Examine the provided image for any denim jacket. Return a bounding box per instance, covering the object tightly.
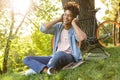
[40,22,82,62]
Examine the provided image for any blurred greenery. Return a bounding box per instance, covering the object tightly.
[101,0,120,22]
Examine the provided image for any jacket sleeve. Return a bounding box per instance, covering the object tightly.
[40,23,60,35]
[74,32,80,42]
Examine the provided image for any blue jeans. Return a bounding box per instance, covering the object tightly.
[23,51,75,73]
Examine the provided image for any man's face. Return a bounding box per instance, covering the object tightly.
[63,10,74,25]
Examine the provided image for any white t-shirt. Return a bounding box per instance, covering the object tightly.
[57,29,71,54]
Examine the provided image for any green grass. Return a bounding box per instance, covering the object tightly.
[0,47,120,80]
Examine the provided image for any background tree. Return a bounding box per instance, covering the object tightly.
[0,0,32,73]
[0,0,62,74]
[101,0,120,22]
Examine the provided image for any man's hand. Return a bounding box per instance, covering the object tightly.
[71,17,79,26]
[71,16,87,42]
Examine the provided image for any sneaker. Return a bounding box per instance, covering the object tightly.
[22,69,37,76]
[47,67,56,75]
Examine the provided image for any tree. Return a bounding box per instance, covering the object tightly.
[0,0,61,74]
[0,0,31,74]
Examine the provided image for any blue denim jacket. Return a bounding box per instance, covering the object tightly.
[40,22,82,62]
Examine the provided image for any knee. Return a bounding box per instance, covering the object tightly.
[53,52,65,61]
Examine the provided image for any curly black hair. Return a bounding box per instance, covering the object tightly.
[63,1,80,18]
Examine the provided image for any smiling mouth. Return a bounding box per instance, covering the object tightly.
[63,20,69,23]
[63,21,68,24]
[63,21,71,25]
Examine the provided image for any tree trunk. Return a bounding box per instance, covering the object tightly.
[2,1,30,73]
[2,5,14,73]
[113,2,120,46]
[61,0,96,37]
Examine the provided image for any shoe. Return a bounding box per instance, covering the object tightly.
[47,67,56,75]
[21,69,37,76]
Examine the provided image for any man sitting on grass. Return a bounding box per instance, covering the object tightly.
[23,1,86,75]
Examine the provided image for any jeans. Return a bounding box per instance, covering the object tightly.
[23,51,75,73]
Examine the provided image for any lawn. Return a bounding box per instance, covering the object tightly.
[0,46,120,80]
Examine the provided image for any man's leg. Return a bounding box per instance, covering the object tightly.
[23,56,52,73]
[47,51,75,71]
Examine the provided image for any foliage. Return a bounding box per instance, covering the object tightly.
[0,0,62,72]
[101,0,120,21]
[30,0,62,56]
[31,31,53,56]
[8,36,34,72]
[0,10,10,71]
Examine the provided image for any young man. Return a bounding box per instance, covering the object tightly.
[23,1,86,75]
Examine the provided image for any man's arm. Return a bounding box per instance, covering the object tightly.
[43,15,63,30]
[72,18,87,42]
